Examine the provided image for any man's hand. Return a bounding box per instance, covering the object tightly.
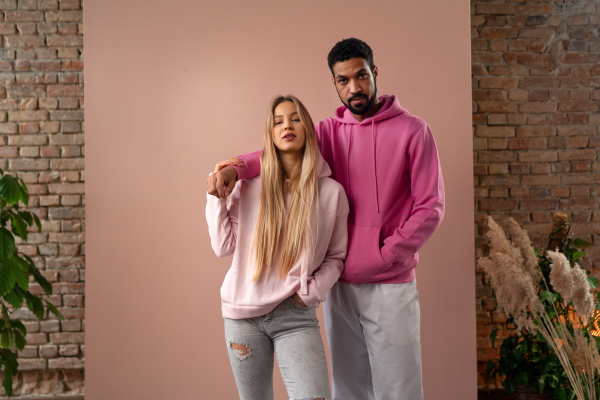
[214,157,243,173]
[206,166,238,198]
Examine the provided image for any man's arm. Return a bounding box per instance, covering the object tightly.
[207,122,329,198]
[380,125,445,266]
[206,150,262,199]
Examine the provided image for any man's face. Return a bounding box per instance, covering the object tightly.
[331,57,378,117]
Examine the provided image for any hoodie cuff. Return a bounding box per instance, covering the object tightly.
[381,245,398,266]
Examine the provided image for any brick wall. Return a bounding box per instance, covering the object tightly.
[0,0,84,395]
[472,0,600,388]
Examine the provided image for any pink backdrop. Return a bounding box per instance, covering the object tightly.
[85,1,475,398]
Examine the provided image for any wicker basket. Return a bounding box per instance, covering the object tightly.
[512,384,553,400]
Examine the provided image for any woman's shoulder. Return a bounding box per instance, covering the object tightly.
[317,177,349,212]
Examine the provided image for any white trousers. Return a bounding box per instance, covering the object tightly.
[323,281,424,400]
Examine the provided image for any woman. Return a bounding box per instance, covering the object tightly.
[206,95,349,400]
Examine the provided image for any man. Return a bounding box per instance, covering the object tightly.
[207,38,445,400]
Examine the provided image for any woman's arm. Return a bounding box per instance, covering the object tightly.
[205,181,240,258]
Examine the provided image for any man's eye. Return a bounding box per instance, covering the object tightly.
[338,79,346,84]
[359,74,367,78]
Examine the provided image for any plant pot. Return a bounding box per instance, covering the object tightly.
[512,384,553,400]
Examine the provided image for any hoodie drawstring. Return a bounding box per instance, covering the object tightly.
[372,120,380,213]
[347,126,353,198]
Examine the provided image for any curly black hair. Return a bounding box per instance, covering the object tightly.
[327,38,374,75]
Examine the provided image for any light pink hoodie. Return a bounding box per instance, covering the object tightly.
[234,95,445,284]
[206,155,349,319]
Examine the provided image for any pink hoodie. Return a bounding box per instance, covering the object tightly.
[206,155,349,319]
[234,95,445,284]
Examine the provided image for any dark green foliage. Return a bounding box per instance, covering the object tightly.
[0,169,63,397]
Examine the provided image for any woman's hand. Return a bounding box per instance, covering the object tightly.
[292,292,308,308]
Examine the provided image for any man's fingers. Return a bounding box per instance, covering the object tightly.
[214,157,244,173]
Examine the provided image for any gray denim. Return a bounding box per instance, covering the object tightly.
[224,297,330,400]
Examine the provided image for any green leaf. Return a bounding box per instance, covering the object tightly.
[533,376,545,394]
[0,329,9,349]
[547,374,559,389]
[24,292,44,319]
[13,328,25,350]
[18,179,29,206]
[32,213,41,230]
[18,211,33,226]
[43,298,63,320]
[536,331,547,342]
[0,175,23,205]
[516,371,529,385]
[555,387,567,400]
[9,320,26,336]
[0,227,15,261]
[588,276,599,289]
[2,287,23,308]
[9,211,28,240]
[12,255,29,291]
[490,326,499,348]
[505,378,517,393]
[0,260,17,297]
[573,238,593,248]
[572,251,584,260]
[0,348,18,396]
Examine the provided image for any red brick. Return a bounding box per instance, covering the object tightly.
[548,114,569,125]
[46,35,83,47]
[472,52,503,64]
[516,4,555,15]
[520,199,559,210]
[47,84,83,97]
[519,77,560,89]
[516,126,555,137]
[571,161,592,173]
[518,102,557,113]
[558,149,596,161]
[478,27,518,39]
[568,114,588,124]
[521,175,561,186]
[5,11,44,22]
[475,126,515,138]
[562,78,600,88]
[477,3,516,15]
[557,125,597,137]
[528,138,547,149]
[61,60,83,71]
[568,27,597,40]
[479,199,518,211]
[518,28,554,39]
[478,151,518,163]
[49,357,84,369]
[479,101,516,113]
[558,101,598,113]
[518,151,557,162]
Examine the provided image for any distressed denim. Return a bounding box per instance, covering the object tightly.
[224,296,330,400]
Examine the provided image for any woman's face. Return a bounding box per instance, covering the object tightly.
[272,101,306,155]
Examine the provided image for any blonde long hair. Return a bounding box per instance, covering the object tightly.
[251,95,319,281]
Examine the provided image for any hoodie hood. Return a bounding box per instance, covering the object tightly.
[316,151,332,179]
[335,94,408,125]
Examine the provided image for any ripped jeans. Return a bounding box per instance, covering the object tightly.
[224,296,330,400]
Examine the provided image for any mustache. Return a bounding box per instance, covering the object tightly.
[348,93,367,102]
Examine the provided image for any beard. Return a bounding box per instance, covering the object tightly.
[339,83,378,115]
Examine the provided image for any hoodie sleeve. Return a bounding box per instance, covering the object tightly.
[380,125,445,266]
[232,150,262,181]
[298,189,349,307]
[205,179,241,258]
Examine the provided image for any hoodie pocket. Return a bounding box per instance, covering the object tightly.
[342,224,397,283]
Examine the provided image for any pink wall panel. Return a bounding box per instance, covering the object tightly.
[85,1,475,398]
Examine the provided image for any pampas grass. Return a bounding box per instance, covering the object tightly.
[479,216,598,400]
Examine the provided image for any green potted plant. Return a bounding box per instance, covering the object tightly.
[0,168,63,397]
[481,214,600,400]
